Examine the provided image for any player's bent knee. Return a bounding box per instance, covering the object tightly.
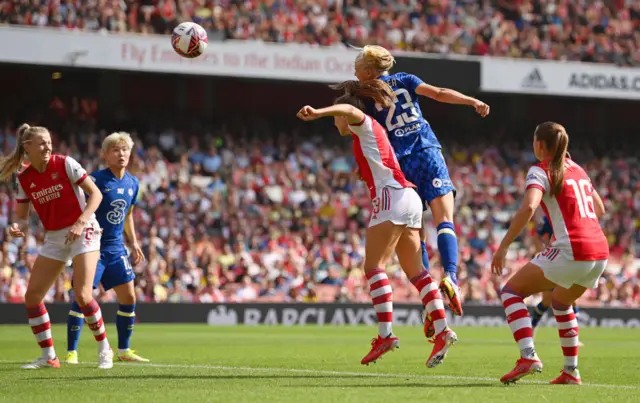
[429,192,455,224]
[115,285,136,305]
[24,288,45,306]
[74,286,94,306]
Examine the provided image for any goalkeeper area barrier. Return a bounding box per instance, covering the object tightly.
[0,303,638,328]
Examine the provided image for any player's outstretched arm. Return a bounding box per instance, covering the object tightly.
[415,83,490,117]
[296,104,364,125]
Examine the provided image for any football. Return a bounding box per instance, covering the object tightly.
[171,22,208,59]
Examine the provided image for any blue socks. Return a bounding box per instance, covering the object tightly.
[67,300,84,352]
[68,302,138,353]
[420,241,430,272]
[437,222,458,285]
[116,304,136,351]
[531,302,550,328]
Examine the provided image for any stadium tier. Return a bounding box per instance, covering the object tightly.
[0,70,638,307]
[0,17,638,309]
[1,0,640,65]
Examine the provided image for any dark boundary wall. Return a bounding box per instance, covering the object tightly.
[0,303,638,328]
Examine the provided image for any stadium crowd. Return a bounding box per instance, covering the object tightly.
[1,0,640,66]
[1,110,639,307]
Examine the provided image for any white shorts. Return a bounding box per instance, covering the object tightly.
[40,220,102,263]
[531,247,608,289]
[369,186,423,229]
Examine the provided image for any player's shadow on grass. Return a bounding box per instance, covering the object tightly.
[25,375,495,387]
[284,382,495,388]
[26,374,377,381]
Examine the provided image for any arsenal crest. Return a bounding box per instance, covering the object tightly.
[51,172,59,180]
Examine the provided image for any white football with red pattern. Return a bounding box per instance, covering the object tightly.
[171,22,208,59]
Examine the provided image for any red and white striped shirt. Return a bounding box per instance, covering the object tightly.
[525,159,609,261]
[16,154,93,231]
[349,115,415,200]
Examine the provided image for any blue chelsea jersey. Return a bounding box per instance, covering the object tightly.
[536,215,553,238]
[364,72,442,158]
[90,168,139,249]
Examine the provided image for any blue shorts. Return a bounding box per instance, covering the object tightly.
[94,249,135,291]
[72,248,135,291]
[399,147,455,209]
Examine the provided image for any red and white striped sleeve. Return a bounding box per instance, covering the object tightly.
[525,165,549,193]
[64,156,88,185]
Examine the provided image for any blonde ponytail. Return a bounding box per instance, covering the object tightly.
[0,124,50,182]
[0,124,31,182]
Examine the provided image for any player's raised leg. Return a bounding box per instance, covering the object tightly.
[361,221,404,365]
[429,191,462,315]
[113,280,149,362]
[22,256,65,369]
[396,227,457,368]
[418,148,462,316]
[73,249,113,369]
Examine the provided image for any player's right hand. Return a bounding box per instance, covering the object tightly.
[296,106,320,121]
[131,242,146,265]
[65,220,85,244]
[473,100,490,117]
[9,223,25,238]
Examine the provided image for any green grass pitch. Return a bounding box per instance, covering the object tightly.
[0,325,638,402]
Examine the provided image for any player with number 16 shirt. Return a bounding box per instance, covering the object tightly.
[65,132,148,364]
[491,122,608,386]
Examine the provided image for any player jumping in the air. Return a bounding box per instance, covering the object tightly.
[297,80,457,368]
[348,45,490,337]
[65,132,148,364]
[492,122,608,385]
[530,216,582,343]
[1,124,113,369]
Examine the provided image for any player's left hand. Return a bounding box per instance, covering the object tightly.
[473,100,490,117]
[131,242,146,265]
[296,106,320,121]
[491,247,507,276]
[65,220,85,244]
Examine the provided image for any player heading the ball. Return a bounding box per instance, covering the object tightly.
[297,79,458,369]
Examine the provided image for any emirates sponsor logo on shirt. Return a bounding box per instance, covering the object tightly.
[31,184,64,204]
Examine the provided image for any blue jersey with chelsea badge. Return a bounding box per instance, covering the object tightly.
[88,168,139,290]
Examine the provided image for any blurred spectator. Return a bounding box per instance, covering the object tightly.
[0,107,638,307]
[2,0,640,66]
